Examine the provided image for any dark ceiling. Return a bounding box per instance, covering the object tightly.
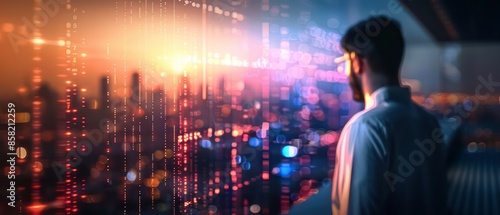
[399,0,500,42]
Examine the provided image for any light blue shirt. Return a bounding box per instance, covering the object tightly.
[331,86,447,215]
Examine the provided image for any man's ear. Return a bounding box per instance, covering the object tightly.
[350,52,362,75]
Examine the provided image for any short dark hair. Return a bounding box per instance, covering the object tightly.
[341,16,405,76]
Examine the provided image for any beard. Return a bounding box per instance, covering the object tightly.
[349,73,364,102]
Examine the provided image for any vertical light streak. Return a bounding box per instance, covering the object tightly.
[30,1,43,214]
[201,0,207,100]
[172,0,178,214]
[70,8,78,212]
[56,40,67,215]
[144,0,156,209]
[106,44,111,185]
[80,36,87,215]
[132,1,143,212]
[122,0,128,214]
[63,13,69,215]
[63,5,73,210]
[262,1,270,213]
[64,82,70,215]
[151,153,154,209]
[113,64,118,189]
[276,2,291,212]
[63,0,79,214]
[159,2,171,213]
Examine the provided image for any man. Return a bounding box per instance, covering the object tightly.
[331,16,447,215]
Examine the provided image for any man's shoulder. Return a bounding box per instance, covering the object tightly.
[345,108,386,129]
[357,102,437,124]
[348,104,396,123]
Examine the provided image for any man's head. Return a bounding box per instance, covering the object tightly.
[340,16,405,102]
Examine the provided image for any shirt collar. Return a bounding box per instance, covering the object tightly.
[364,86,412,110]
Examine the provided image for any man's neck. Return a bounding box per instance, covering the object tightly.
[363,76,401,104]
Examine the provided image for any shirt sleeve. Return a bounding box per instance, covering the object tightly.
[346,119,390,215]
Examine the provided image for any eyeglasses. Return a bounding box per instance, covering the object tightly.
[334,52,352,76]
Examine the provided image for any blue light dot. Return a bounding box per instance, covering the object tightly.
[249,137,261,147]
[242,162,251,170]
[307,132,320,142]
[201,140,212,148]
[126,171,137,182]
[282,145,298,158]
[235,155,242,164]
[463,100,474,111]
[279,163,292,177]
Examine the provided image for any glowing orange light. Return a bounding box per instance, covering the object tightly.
[232,130,239,137]
[171,56,185,73]
[33,161,43,173]
[215,130,224,136]
[144,178,160,188]
[262,172,270,180]
[32,38,45,44]
[27,203,47,213]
